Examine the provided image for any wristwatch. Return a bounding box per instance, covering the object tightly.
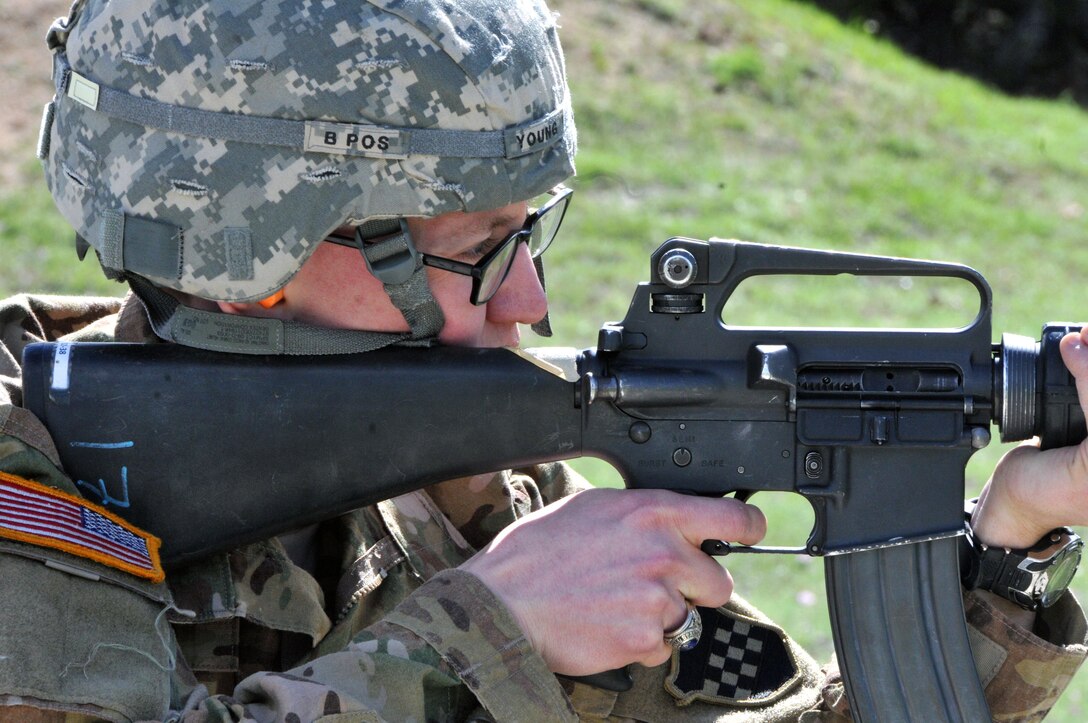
[960,499,1084,611]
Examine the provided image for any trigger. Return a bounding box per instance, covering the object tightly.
[734,490,753,503]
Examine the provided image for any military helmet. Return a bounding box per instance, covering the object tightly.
[41,0,576,303]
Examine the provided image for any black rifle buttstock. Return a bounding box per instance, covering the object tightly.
[20,342,585,565]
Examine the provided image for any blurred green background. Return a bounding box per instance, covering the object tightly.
[2,0,1085,717]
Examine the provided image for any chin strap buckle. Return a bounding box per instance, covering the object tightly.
[357,218,444,340]
[358,219,418,285]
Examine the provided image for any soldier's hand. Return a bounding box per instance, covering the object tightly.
[973,326,1088,548]
[461,487,765,676]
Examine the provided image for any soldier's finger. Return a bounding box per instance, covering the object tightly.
[668,494,767,548]
[1060,327,1088,423]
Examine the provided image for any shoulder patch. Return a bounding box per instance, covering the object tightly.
[0,472,164,582]
[665,605,802,707]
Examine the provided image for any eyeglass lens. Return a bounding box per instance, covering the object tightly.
[529,200,565,257]
[478,235,521,302]
[476,191,569,303]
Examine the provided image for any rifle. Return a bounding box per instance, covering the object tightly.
[21,238,1086,721]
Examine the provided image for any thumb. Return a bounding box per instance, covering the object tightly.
[1059,326,1088,423]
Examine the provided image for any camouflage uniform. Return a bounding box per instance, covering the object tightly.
[0,293,1085,722]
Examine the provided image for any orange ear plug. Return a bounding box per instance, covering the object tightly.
[258,290,285,308]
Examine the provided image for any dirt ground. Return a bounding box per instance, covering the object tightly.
[0,0,72,185]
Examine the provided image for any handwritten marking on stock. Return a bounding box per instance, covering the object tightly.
[70,441,134,508]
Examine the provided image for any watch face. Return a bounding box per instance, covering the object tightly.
[1040,545,1083,607]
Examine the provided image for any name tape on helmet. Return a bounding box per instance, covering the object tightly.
[505,110,565,159]
[304,122,407,159]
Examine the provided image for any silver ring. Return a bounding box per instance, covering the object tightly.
[663,604,702,651]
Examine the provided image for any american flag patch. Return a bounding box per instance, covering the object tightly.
[0,471,163,582]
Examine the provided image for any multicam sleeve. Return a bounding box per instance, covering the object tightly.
[223,569,575,722]
[0,406,70,489]
[803,590,1088,723]
[525,460,593,505]
[382,570,576,721]
[963,589,1088,721]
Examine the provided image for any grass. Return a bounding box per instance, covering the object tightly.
[3,0,1087,716]
[0,160,128,297]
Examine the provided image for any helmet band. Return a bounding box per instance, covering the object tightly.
[54,53,571,163]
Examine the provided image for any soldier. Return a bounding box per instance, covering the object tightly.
[0,0,1086,720]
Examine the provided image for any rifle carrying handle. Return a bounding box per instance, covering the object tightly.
[826,537,990,722]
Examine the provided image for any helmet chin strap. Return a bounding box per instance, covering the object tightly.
[125,217,446,355]
[128,273,431,355]
[355,219,445,342]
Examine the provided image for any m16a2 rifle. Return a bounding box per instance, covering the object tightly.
[21,238,1086,722]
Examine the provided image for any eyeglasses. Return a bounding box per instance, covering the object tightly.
[326,186,572,305]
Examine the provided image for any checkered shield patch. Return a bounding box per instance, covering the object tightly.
[666,606,801,706]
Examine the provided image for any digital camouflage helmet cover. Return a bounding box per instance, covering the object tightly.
[41,0,577,306]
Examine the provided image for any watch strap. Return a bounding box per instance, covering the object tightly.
[971,542,1036,609]
[959,499,1081,610]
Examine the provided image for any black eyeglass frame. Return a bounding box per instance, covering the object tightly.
[326,186,572,306]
